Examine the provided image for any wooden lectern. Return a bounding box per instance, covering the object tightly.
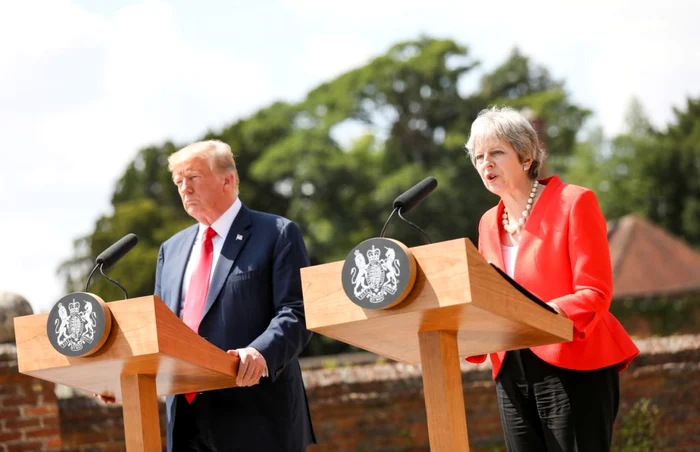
[14,295,238,451]
[300,238,573,451]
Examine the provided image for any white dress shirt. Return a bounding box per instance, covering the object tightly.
[180,197,242,304]
[501,244,519,278]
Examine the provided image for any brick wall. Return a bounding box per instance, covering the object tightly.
[0,345,61,451]
[58,396,167,451]
[1,336,698,451]
[304,336,700,451]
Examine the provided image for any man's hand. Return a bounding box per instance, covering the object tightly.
[94,392,116,404]
[228,347,267,387]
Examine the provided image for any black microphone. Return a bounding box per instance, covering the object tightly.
[96,233,139,271]
[85,233,139,298]
[381,177,437,243]
[392,176,438,214]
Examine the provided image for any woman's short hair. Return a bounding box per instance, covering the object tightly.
[168,140,239,189]
[464,106,547,179]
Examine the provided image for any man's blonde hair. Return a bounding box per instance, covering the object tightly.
[168,140,239,190]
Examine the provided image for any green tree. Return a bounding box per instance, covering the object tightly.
[478,48,591,165]
[567,97,700,247]
[659,98,700,244]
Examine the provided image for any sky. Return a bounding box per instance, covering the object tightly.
[1,0,698,314]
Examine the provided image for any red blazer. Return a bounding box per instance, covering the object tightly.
[467,176,639,380]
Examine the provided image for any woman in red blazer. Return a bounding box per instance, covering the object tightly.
[464,106,638,452]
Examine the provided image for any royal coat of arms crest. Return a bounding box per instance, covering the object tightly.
[350,244,402,304]
[54,299,97,352]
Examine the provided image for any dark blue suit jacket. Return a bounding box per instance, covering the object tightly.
[155,204,315,451]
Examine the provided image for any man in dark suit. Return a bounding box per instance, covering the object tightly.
[156,139,315,451]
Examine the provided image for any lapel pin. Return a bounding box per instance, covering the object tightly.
[236,234,243,241]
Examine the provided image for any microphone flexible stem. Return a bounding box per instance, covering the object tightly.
[397,208,432,244]
[99,264,129,299]
[85,264,100,292]
[380,207,399,238]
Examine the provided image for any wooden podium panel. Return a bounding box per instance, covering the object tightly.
[301,238,573,451]
[14,296,238,401]
[301,238,572,364]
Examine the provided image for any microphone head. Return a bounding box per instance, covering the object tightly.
[95,233,139,270]
[392,176,438,214]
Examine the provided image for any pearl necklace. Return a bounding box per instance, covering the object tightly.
[502,180,540,235]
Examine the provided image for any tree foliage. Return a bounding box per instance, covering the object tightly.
[567,97,700,247]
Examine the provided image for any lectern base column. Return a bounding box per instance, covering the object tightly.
[121,374,163,451]
[418,330,470,452]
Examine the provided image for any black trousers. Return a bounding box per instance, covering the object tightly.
[496,349,619,452]
[171,394,307,452]
[172,394,218,452]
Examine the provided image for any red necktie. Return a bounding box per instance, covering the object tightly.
[182,227,217,403]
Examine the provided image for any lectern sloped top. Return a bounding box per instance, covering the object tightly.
[14,296,238,401]
[301,238,573,364]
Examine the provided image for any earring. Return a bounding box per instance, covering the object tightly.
[523,165,529,171]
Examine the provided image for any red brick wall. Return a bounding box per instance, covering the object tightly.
[0,346,61,451]
[0,345,167,451]
[618,347,700,450]
[305,346,700,451]
[305,371,507,451]
[1,338,698,451]
[58,396,167,451]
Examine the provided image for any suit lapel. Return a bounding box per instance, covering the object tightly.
[201,205,253,321]
[168,225,198,315]
[487,202,506,270]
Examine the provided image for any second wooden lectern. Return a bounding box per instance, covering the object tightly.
[14,296,239,451]
[300,238,573,451]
